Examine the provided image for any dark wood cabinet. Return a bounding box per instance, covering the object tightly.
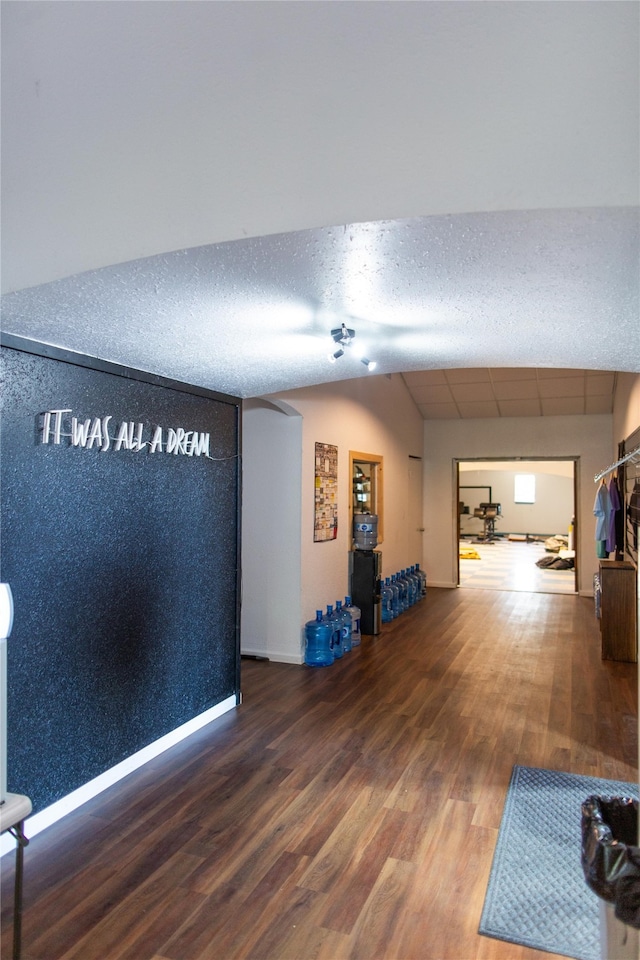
[599,560,637,662]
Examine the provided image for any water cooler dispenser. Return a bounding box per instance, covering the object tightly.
[350,514,381,635]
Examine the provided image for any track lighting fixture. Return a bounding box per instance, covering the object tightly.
[326,323,376,371]
[331,323,355,348]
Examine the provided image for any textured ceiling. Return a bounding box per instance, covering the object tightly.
[1,2,638,407]
[1,208,638,402]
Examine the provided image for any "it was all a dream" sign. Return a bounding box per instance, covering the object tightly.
[40,408,212,459]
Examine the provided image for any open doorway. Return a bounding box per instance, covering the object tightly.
[455,458,578,594]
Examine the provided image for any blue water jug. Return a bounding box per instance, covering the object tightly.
[344,596,361,646]
[389,576,400,618]
[304,610,334,667]
[396,571,408,612]
[406,567,419,606]
[381,578,394,623]
[415,563,427,598]
[325,604,343,658]
[335,599,352,652]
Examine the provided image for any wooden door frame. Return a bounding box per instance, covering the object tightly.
[454,457,579,593]
[349,450,384,544]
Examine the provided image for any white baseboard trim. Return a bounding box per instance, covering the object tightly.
[241,646,304,665]
[1,695,237,857]
[270,653,304,664]
[428,581,458,589]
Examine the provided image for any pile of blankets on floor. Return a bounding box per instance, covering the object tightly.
[536,534,574,569]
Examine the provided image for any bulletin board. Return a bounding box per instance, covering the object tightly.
[0,336,241,814]
[314,442,338,541]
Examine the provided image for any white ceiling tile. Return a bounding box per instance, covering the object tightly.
[585,373,615,396]
[402,365,617,420]
[408,384,455,403]
[541,397,585,415]
[497,399,542,417]
[456,401,501,418]
[490,368,537,381]
[536,368,585,379]
[417,403,460,420]
[537,377,585,398]
[585,395,613,414]
[492,380,540,400]
[450,382,495,403]
[445,369,492,384]
[402,370,448,387]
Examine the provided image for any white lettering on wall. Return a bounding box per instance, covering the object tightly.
[39,410,211,461]
[190,432,210,457]
[149,426,163,454]
[71,418,91,447]
[41,409,72,445]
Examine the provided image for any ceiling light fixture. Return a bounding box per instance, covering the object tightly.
[327,323,376,371]
[330,323,355,347]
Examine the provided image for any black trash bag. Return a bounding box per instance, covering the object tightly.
[581,795,640,929]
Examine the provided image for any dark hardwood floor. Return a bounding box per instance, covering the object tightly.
[2,587,637,959]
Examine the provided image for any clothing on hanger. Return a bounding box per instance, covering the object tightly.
[606,473,621,554]
[593,479,611,558]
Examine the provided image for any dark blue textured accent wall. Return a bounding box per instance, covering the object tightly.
[0,343,241,814]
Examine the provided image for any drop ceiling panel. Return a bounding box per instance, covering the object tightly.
[403,367,618,419]
[450,382,495,403]
[537,368,585,379]
[402,370,448,386]
[417,402,460,419]
[586,373,615,396]
[444,369,492,384]
[490,368,538,381]
[541,397,585,416]
[497,399,542,417]
[585,395,614,414]
[537,377,586,399]
[456,400,501,419]
[492,380,540,400]
[408,383,455,404]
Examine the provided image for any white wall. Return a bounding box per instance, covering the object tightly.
[613,373,640,447]
[241,400,302,663]
[459,466,574,538]
[4,2,637,292]
[423,415,613,594]
[266,374,424,657]
[242,384,640,663]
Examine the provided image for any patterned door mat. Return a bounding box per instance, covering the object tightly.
[479,765,639,960]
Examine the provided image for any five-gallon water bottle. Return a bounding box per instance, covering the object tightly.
[335,599,352,653]
[304,610,334,667]
[415,563,427,598]
[389,575,400,619]
[396,570,409,612]
[344,596,361,646]
[405,568,417,607]
[325,604,343,658]
[406,567,419,606]
[381,578,394,623]
[410,565,422,601]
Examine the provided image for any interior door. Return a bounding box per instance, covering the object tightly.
[408,455,424,564]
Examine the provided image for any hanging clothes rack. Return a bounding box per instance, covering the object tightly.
[594,444,640,483]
